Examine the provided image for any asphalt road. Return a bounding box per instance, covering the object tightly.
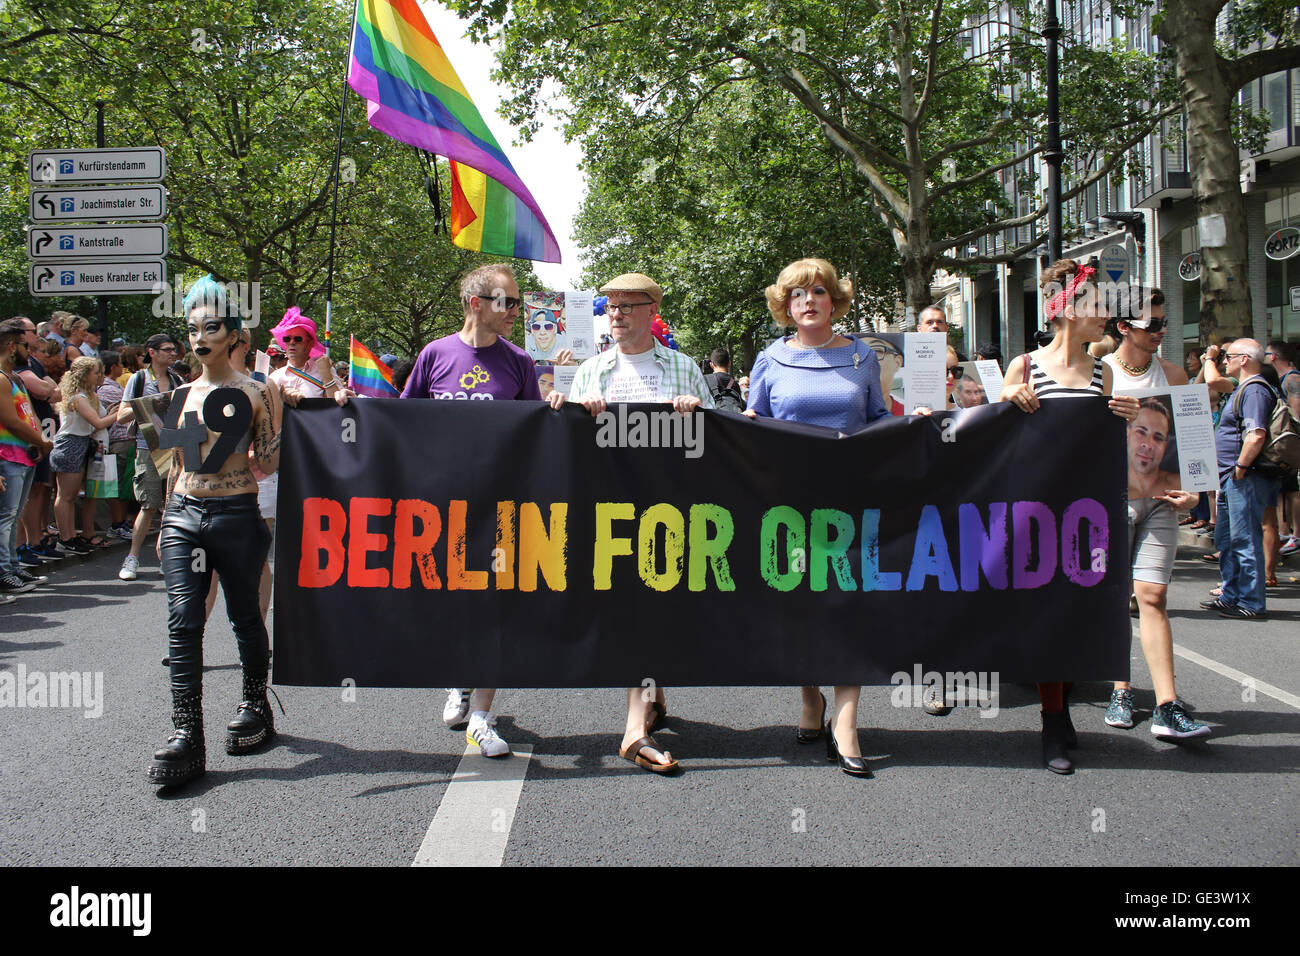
[2,533,1297,867]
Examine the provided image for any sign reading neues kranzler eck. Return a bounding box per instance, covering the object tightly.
[27,223,168,259]
[30,259,166,297]
[28,147,166,184]
[29,185,166,223]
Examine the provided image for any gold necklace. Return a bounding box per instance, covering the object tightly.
[1114,352,1152,376]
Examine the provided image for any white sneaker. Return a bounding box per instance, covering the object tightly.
[466,712,510,758]
[441,688,472,729]
[118,555,139,581]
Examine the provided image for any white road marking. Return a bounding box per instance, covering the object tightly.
[413,744,533,867]
[1129,624,1300,710]
[1173,643,1300,710]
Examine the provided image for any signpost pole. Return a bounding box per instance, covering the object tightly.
[95,101,109,344]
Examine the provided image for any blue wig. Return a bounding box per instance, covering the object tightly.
[181,274,239,333]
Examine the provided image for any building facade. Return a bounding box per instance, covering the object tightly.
[958,1,1299,366]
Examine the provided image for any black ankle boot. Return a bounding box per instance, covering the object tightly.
[1041,711,1074,775]
[226,673,275,755]
[148,691,206,787]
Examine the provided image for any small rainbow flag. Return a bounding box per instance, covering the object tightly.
[347,0,561,263]
[348,336,399,398]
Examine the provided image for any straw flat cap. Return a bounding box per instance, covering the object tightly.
[599,272,663,302]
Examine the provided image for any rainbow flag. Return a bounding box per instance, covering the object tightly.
[348,336,399,398]
[347,0,561,263]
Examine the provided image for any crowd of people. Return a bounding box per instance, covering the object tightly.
[1,257,1295,788]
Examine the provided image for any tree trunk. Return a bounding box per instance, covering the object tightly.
[1158,1,1253,343]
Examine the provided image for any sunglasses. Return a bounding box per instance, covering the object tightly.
[480,295,521,310]
[946,366,961,378]
[1129,319,1167,333]
[530,321,557,332]
[284,335,307,344]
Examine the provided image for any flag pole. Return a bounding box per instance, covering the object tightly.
[324,1,360,355]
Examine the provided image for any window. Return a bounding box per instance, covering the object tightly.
[1264,71,1287,133]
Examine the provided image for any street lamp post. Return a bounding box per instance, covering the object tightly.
[1043,0,1063,264]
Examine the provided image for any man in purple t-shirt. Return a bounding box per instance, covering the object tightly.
[401,267,541,404]
[402,264,540,759]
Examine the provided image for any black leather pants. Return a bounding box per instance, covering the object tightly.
[161,494,271,696]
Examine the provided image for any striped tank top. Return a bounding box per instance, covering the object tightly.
[1028,352,1104,400]
[0,370,40,467]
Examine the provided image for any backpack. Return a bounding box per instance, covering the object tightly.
[1231,378,1300,476]
[704,371,745,413]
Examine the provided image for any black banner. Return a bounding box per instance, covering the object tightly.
[273,398,1130,686]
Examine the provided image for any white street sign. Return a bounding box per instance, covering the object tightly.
[1291,286,1300,313]
[29,259,166,297]
[1098,244,1128,284]
[29,185,166,222]
[27,223,168,260]
[28,147,166,184]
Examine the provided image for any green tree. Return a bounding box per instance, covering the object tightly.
[454,0,1170,313]
[1157,0,1300,341]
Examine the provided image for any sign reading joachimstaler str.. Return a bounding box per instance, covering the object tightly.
[272,400,1130,688]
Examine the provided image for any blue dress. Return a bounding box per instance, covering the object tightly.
[746,335,889,433]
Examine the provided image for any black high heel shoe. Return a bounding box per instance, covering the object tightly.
[797,691,826,743]
[825,721,872,777]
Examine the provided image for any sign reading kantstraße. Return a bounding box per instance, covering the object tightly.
[28,147,166,184]
[27,223,169,259]
[29,259,166,297]
[29,185,167,222]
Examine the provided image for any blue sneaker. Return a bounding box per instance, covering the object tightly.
[1105,688,1135,729]
[1151,701,1210,739]
[17,545,45,568]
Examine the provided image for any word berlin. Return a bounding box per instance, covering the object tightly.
[274,400,1131,687]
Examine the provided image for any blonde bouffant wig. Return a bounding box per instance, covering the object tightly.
[765,258,854,328]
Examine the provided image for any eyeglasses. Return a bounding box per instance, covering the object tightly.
[284,336,306,344]
[606,300,654,314]
[1224,351,1251,360]
[867,343,902,360]
[157,345,178,354]
[530,321,556,332]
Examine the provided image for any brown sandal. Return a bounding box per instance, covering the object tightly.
[619,735,679,774]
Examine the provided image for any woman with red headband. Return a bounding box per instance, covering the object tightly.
[1001,258,1139,774]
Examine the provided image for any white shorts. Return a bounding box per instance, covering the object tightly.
[257,472,278,521]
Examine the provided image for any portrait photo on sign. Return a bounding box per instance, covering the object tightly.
[860,332,905,415]
[952,360,1005,409]
[524,291,566,362]
[1126,385,1218,493]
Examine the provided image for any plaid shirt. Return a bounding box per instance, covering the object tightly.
[568,340,714,407]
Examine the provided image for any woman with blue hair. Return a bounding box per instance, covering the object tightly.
[146,275,285,788]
